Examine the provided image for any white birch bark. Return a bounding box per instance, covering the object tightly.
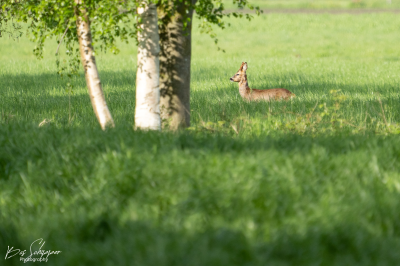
[74,0,115,130]
[158,3,194,130]
[135,2,161,130]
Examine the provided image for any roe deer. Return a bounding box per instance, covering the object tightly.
[229,62,295,101]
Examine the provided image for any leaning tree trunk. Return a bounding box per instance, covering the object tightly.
[74,0,114,130]
[158,2,194,130]
[134,2,161,130]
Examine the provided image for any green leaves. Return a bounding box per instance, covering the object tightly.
[0,0,23,39]
[4,0,137,58]
[3,0,262,59]
[193,0,263,51]
[2,0,139,95]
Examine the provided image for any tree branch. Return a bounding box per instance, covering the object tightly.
[56,26,69,55]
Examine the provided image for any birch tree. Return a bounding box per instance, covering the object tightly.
[136,0,260,131]
[158,0,261,130]
[135,1,161,130]
[5,0,260,131]
[5,0,136,130]
[74,0,114,130]
[158,0,194,130]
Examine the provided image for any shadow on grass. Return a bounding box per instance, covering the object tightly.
[1,122,400,181]
[2,214,400,266]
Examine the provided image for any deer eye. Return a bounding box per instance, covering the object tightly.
[236,74,239,76]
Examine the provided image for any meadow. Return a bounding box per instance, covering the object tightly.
[1,11,400,265]
[222,0,400,10]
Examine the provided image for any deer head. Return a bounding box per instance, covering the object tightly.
[230,62,248,82]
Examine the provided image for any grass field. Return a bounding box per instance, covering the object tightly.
[2,11,400,265]
[223,0,400,10]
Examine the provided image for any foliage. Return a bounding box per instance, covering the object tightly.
[2,0,138,98]
[194,0,262,48]
[6,0,137,57]
[3,0,261,62]
[0,0,22,39]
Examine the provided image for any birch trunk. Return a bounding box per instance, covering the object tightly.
[158,2,194,130]
[74,1,114,130]
[134,2,161,130]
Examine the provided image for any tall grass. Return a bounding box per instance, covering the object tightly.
[1,13,400,265]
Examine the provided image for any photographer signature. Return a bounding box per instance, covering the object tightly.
[5,238,61,263]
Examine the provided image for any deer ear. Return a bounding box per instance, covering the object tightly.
[239,62,245,71]
[243,62,248,71]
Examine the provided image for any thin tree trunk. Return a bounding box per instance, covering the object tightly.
[74,0,114,130]
[158,2,194,130]
[135,2,161,130]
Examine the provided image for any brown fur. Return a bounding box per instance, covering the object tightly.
[229,62,295,101]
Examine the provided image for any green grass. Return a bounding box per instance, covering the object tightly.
[1,13,400,265]
[223,0,400,10]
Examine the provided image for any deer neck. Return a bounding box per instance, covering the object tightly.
[239,74,250,98]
